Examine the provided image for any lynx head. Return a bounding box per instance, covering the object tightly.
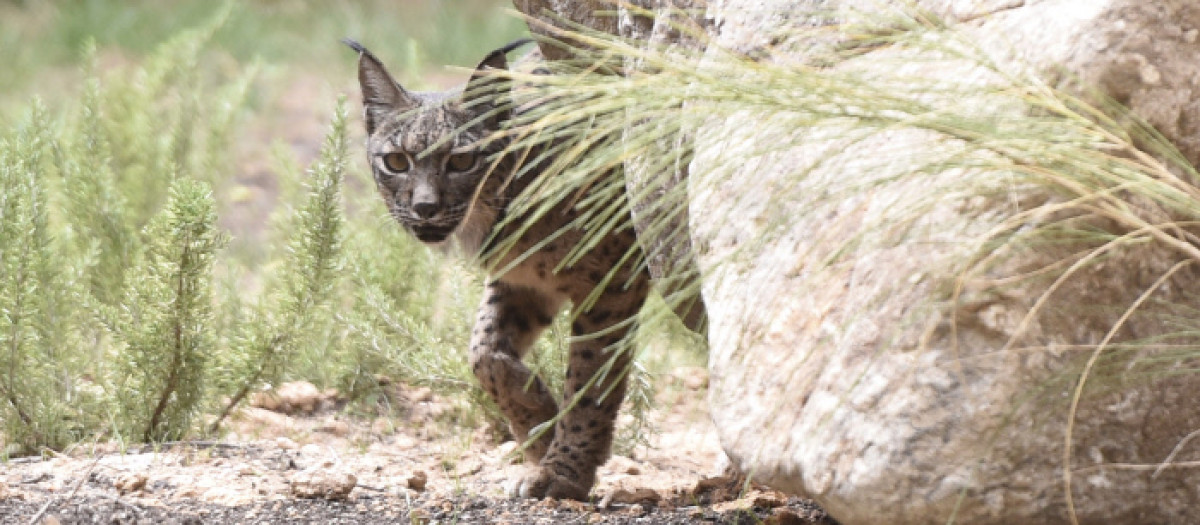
[345,39,521,246]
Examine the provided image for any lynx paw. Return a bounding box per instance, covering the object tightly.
[506,466,590,501]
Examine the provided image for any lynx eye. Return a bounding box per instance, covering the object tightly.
[446,152,476,172]
[381,152,411,173]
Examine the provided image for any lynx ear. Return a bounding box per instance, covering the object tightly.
[461,39,532,126]
[343,39,417,134]
[466,47,511,88]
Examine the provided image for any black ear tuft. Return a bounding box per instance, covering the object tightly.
[344,38,416,134]
[467,52,509,89]
[467,38,534,87]
[462,39,534,127]
[341,38,368,55]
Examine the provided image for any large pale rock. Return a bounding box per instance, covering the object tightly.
[694,1,1200,524]
[512,0,1200,522]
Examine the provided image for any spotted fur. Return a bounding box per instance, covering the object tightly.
[346,39,649,500]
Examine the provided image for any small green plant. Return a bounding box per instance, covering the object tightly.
[109,179,224,442]
[0,102,97,455]
[211,99,349,431]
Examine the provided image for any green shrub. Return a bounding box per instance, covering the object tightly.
[0,103,98,455]
[0,8,275,452]
[210,99,349,431]
[110,179,223,442]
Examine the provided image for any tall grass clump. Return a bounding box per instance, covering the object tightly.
[487,3,1200,507]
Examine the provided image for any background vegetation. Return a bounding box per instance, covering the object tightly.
[0,0,702,458]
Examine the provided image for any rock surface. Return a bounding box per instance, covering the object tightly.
[516,0,1200,523]
[690,1,1200,524]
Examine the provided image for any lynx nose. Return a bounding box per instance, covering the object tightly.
[413,201,438,219]
[412,181,439,219]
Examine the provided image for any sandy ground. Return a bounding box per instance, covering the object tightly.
[1,370,834,524]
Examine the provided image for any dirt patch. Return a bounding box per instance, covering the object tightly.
[1,372,835,524]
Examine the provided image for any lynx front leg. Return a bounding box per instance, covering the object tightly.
[469,281,562,463]
[513,279,649,500]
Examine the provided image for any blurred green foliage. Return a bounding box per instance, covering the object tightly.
[0,0,529,116]
[0,2,520,455]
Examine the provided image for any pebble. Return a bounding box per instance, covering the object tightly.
[277,381,322,413]
[606,487,662,506]
[289,469,357,500]
[251,381,333,414]
[453,458,483,477]
[275,437,299,450]
[623,504,648,516]
[371,417,394,435]
[713,498,752,513]
[712,490,785,513]
[749,489,788,508]
[407,471,428,492]
[408,387,434,403]
[560,499,590,512]
[319,419,350,437]
[113,472,148,494]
